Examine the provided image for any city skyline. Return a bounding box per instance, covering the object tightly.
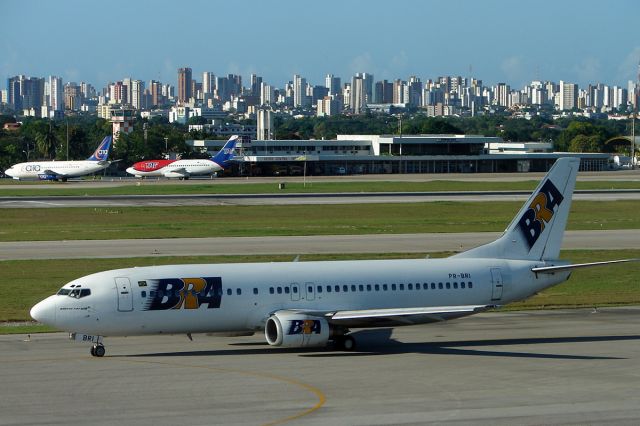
[3,0,639,89]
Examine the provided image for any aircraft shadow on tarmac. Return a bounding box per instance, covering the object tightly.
[119,329,637,360]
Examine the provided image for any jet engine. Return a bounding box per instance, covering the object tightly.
[265,312,330,348]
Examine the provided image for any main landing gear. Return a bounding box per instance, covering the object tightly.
[90,343,106,357]
[334,334,356,351]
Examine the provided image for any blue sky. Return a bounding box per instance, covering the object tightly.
[3,0,639,90]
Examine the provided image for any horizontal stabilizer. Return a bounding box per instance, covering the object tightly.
[531,259,639,274]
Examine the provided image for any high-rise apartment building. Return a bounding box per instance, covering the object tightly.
[325,74,341,96]
[559,80,578,111]
[130,79,144,110]
[350,72,373,114]
[202,72,215,97]
[293,74,309,107]
[48,76,64,111]
[177,67,192,104]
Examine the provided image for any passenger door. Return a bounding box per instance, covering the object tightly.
[115,277,133,312]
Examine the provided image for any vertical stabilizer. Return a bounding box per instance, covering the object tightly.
[87,136,113,162]
[211,135,239,168]
[454,157,580,261]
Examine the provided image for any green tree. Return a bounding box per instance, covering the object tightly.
[35,123,58,159]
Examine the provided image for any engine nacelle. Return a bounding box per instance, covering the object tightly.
[265,312,330,348]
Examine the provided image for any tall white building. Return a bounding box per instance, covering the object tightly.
[48,76,64,111]
[260,82,274,106]
[325,74,341,96]
[202,72,215,96]
[293,74,309,107]
[130,79,144,110]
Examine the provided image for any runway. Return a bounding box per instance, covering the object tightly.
[2,189,640,208]
[2,307,639,425]
[1,229,638,260]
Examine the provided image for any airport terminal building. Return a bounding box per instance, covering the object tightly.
[187,134,611,176]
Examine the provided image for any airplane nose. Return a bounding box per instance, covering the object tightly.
[5,168,14,177]
[30,298,56,326]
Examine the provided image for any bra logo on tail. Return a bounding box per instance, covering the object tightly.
[518,179,564,249]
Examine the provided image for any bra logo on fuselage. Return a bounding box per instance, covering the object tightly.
[517,179,564,250]
[145,277,222,310]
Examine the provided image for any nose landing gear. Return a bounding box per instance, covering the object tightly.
[90,343,106,357]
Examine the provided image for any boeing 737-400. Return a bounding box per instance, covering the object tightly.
[5,136,113,181]
[30,158,636,357]
[125,135,239,179]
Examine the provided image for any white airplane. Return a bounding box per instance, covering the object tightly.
[125,135,239,179]
[30,158,636,357]
[5,136,113,181]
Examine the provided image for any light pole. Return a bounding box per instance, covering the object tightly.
[164,137,168,157]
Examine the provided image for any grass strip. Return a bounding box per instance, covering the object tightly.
[1,200,639,241]
[1,179,639,196]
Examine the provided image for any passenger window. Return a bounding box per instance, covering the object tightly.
[391,284,396,291]
[423,283,428,290]
[408,283,413,290]
[399,284,404,291]
[293,286,298,293]
[253,288,258,295]
[383,284,388,291]
[269,287,274,294]
[469,282,473,288]
[335,285,340,292]
[351,285,356,292]
[453,282,458,289]
[374,284,380,291]
[227,289,232,295]
[327,286,332,293]
[284,287,290,294]
[461,282,466,289]
[366,284,372,291]
[343,285,348,292]
[359,285,364,292]
[317,286,322,293]
[446,282,451,289]
[307,286,313,293]
[277,287,282,294]
[141,291,146,298]
[431,283,435,290]
[438,283,443,289]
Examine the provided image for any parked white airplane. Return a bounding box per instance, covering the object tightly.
[5,136,113,181]
[125,135,239,179]
[30,158,635,357]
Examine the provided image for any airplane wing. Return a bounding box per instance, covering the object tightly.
[163,167,190,177]
[42,169,66,177]
[282,304,495,327]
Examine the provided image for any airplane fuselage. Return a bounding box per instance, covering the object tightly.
[33,258,569,337]
[5,160,108,180]
[126,159,222,178]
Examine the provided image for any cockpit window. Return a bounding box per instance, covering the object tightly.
[57,287,91,298]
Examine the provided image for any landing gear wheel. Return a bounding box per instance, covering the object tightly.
[341,335,356,351]
[335,335,356,351]
[92,344,105,357]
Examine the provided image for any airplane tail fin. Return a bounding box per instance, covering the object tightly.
[454,157,580,261]
[211,135,239,168]
[87,136,113,162]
